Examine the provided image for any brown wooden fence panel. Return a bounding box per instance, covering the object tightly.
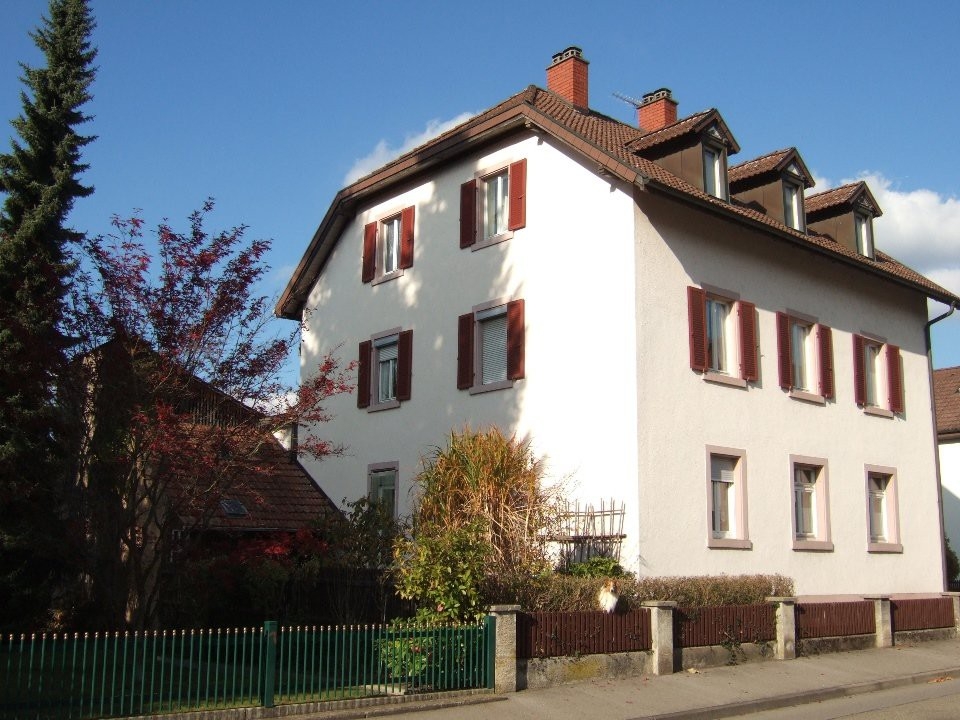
[891,598,955,632]
[796,601,875,639]
[517,609,652,658]
[674,604,775,648]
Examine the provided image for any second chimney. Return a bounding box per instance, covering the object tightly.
[638,88,678,131]
[546,46,589,108]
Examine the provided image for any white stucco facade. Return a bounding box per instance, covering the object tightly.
[295,128,946,598]
[941,440,960,556]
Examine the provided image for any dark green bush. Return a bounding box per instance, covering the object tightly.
[563,557,625,578]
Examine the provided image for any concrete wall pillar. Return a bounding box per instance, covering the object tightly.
[642,601,677,675]
[943,592,960,636]
[766,596,797,660]
[864,595,892,647]
[488,604,521,693]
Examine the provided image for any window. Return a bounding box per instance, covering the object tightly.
[706,447,751,549]
[457,299,524,393]
[783,180,804,231]
[776,312,834,401]
[460,159,526,249]
[361,206,415,283]
[855,213,874,258]
[865,466,901,552]
[369,463,397,518]
[790,456,832,551]
[687,286,757,385]
[852,334,903,415]
[702,144,727,200]
[357,329,413,410]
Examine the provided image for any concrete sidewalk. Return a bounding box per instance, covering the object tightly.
[309,637,960,720]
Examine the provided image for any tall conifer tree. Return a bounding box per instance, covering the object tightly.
[0,0,96,630]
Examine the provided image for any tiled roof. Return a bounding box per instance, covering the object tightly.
[278,84,959,317]
[171,436,340,532]
[729,149,792,183]
[934,366,960,436]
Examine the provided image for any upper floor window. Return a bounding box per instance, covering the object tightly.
[362,206,415,284]
[687,286,757,386]
[853,334,903,415]
[855,213,874,259]
[702,143,727,200]
[783,180,804,231]
[776,312,834,401]
[461,160,526,250]
[357,329,413,411]
[457,299,525,394]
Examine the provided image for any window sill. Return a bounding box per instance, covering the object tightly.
[469,379,515,395]
[367,400,401,413]
[703,372,747,389]
[789,390,825,405]
[867,542,903,554]
[472,230,514,251]
[793,539,834,552]
[862,405,894,419]
[371,269,403,286]
[708,538,753,550]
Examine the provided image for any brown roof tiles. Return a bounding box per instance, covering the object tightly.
[934,366,960,437]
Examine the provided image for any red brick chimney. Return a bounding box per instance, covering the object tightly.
[546,46,589,108]
[638,88,678,131]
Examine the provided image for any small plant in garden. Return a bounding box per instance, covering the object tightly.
[564,556,626,578]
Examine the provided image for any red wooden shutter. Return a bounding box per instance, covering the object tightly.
[507,299,525,380]
[508,159,527,231]
[399,206,415,269]
[687,286,708,372]
[460,180,477,249]
[357,340,372,408]
[457,313,474,389]
[887,344,904,413]
[818,324,834,398]
[776,312,792,389]
[852,334,866,406]
[362,222,377,283]
[396,329,413,401]
[738,301,758,381]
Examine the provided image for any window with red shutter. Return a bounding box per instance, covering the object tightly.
[363,207,415,283]
[886,344,904,413]
[397,329,413,401]
[399,206,415,270]
[818,325,834,399]
[853,334,867,405]
[457,313,474,389]
[508,159,527,231]
[361,223,377,284]
[776,312,793,389]
[506,299,525,380]
[460,180,477,249]
[738,301,757,381]
[687,286,708,372]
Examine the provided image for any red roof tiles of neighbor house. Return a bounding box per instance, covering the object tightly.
[934,366,960,437]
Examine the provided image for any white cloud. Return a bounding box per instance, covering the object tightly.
[343,112,474,185]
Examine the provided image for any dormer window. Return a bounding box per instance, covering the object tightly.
[783,180,804,231]
[703,143,727,200]
[855,213,874,258]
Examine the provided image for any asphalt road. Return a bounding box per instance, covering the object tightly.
[730,674,960,719]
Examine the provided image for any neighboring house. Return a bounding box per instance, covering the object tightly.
[279,47,959,597]
[934,366,960,570]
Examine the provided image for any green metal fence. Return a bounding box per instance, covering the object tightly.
[1,618,494,720]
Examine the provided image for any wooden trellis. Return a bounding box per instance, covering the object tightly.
[554,499,626,567]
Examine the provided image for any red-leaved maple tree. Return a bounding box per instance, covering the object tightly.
[62,201,352,629]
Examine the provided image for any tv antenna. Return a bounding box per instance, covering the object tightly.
[613,90,643,109]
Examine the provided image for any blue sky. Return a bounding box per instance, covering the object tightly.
[2,0,959,376]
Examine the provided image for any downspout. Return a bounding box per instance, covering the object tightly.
[925,301,957,591]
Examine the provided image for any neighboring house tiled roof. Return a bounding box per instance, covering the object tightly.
[934,366,960,438]
[277,85,958,318]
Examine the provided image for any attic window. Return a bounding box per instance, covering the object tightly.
[855,213,875,259]
[702,138,728,200]
[220,498,248,517]
[783,180,804,231]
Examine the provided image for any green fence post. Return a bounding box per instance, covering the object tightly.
[261,622,278,708]
[483,615,496,690]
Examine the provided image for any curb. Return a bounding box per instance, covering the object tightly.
[638,666,960,720]
[284,693,505,720]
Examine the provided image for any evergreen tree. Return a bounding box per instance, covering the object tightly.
[0,0,96,630]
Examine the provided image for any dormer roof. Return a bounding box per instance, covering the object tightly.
[626,108,741,155]
[729,148,814,189]
[278,84,957,319]
[805,181,883,219]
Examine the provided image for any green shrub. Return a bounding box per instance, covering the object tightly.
[564,556,625,578]
[946,535,960,582]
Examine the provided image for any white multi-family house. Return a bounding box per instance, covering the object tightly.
[278,47,958,597]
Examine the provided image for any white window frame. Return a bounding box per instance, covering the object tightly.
[865,464,902,553]
[782,179,804,231]
[474,164,515,249]
[368,327,401,411]
[380,214,401,277]
[702,142,728,200]
[468,298,516,395]
[855,213,875,258]
[699,285,749,389]
[368,462,398,518]
[705,446,751,549]
[790,455,833,551]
